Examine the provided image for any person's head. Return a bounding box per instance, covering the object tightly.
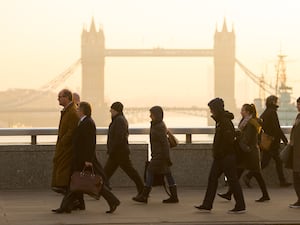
[208,97,224,118]
[72,92,80,106]
[149,106,164,122]
[241,103,258,118]
[265,95,278,108]
[110,101,123,118]
[297,97,300,112]
[58,89,72,107]
[78,101,92,118]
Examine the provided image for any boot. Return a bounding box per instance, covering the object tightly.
[162,185,179,203]
[132,186,151,203]
[101,185,120,214]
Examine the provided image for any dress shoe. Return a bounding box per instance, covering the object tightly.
[51,207,71,214]
[255,196,270,202]
[217,192,231,201]
[106,200,120,214]
[228,207,246,214]
[280,182,292,187]
[194,205,211,212]
[51,186,67,195]
[289,201,300,208]
[243,175,252,188]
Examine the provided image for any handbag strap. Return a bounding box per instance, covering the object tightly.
[82,165,95,176]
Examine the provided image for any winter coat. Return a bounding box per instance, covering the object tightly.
[72,116,106,180]
[290,113,300,172]
[237,118,261,171]
[52,102,79,187]
[211,111,236,159]
[148,120,171,174]
[107,113,130,158]
[260,105,288,151]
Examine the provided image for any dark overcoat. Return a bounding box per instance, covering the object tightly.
[148,120,171,174]
[52,102,79,187]
[290,113,300,172]
[107,113,130,158]
[72,116,106,180]
[237,118,261,171]
[260,105,288,150]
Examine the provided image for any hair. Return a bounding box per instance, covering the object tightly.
[297,97,300,103]
[265,95,278,107]
[79,101,92,117]
[61,89,73,101]
[242,103,258,119]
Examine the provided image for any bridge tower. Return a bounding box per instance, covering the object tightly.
[81,18,108,125]
[214,20,237,113]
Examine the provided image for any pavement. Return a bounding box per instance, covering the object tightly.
[0,186,300,225]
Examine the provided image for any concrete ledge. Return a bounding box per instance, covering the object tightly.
[0,144,292,189]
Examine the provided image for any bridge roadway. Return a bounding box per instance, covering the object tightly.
[0,187,299,225]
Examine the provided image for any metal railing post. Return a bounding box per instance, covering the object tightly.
[186,133,192,144]
[31,135,37,145]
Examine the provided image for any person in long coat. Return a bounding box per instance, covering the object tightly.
[218,103,270,202]
[244,95,290,187]
[52,89,79,194]
[52,102,120,213]
[289,97,300,208]
[194,98,246,213]
[132,106,179,203]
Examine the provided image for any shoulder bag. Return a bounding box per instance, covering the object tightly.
[259,131,274,151]
[167,129,179,148]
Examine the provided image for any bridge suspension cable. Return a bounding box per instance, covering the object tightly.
[235,59,275,97]
[6,58,81,109]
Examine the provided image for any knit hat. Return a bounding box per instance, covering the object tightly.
[208,97,224,113]
[111,101,123,112]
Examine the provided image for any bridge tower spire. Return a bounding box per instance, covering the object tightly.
[214,18,236,113]
[81,18,107,125]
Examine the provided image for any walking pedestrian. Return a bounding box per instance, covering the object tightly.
[194,98,246,213]
[52,89,79,195]
[132,106,179,204]
[104,102,144,198]
[288,97,300,208]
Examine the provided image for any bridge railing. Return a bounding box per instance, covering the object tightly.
[0,127,292,145]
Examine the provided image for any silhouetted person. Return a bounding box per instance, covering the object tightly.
[72,92,80,107]
[195,98,246,213]
[52,89,79,195]
[244,95,290,187]
[104,102,144,198]
[289,97,300,208]
[133,106,179,204]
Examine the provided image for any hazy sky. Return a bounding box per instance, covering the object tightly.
[1,0,300,107]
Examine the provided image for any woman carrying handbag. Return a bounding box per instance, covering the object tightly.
[133,106,179,204]
[52,102,120,214]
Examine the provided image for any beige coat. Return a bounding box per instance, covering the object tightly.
[51,102,79,187]
[290,113,300,172]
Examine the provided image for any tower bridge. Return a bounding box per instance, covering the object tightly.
[0,18,269,127]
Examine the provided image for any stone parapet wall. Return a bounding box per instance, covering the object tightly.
[0,144,292,189]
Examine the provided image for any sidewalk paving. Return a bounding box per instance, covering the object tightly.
[0,186,299,225]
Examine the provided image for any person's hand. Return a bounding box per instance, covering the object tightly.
[85,161,93,167]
